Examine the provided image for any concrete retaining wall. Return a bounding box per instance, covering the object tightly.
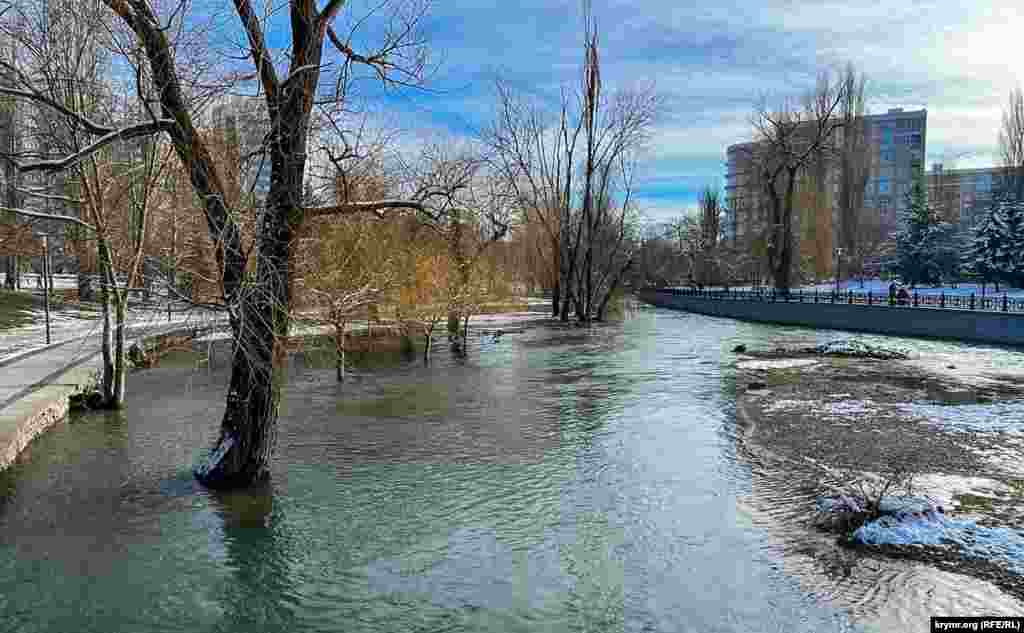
[637,289,1024,347]
[0,325,206,473]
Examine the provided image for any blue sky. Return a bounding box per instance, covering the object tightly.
[226,0,1024,223]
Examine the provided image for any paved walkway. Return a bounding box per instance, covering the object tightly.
[0,309,222,470]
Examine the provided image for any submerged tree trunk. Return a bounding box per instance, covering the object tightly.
[194,188,296,488]
[335,321,346,382]
[423,323,434,363]
[111,294,127,407]
[4,255,16,290]
[100,283,115,404]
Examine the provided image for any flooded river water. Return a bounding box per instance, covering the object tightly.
[1,305,1021,632]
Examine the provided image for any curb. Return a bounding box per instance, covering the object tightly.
[0,334,93,370]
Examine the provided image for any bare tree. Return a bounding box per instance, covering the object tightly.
[397,140,511,339]
[488,5,653,322]
[750,71,847,292]
[0,0,171,408]
[695,187,721,284]
[0,0,436,488]
[998,86,1024,199]
[835,63,870,277]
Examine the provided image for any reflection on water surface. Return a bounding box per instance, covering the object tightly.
[1,308,1021,632]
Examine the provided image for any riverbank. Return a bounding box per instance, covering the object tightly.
[0,323,214,472]
[733,340,1024,602]
[637,288,1024,347]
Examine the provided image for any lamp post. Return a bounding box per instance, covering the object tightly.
[40,234,51,345]
[834,247,844,296]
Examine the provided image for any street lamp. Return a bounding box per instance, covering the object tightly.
[834,247,844,296]
[36,233,51,345]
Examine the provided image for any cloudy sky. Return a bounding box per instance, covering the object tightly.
[345,0,1019,223]
[229,0,1022,223]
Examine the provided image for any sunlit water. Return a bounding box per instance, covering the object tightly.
[2,306,1023,632]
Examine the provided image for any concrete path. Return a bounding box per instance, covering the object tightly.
[0,312,222,471]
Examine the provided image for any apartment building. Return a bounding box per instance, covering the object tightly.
[926,164,1019,232]
[723,107,927,279]
[861,108,927,239]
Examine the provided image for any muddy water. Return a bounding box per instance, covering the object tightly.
[0,306,1021,632]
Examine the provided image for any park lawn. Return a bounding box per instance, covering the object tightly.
[0,290,42,330]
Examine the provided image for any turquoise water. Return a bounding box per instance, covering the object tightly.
[4,307,1022,632]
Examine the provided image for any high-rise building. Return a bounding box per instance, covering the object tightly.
[861,108,928,240]
[723,107,927,280]
[212,95,272,207]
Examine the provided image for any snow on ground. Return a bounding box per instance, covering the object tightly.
[855,509,1024,577]
[906,349,1024,390]
[737,358,821,371]
[763,398,883,421]
[818,489,1024,577]
[895,402,1024,435]
[0,305,222,364]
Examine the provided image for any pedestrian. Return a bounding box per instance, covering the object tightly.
[888,281,897,305]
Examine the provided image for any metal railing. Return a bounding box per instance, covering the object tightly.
[646,287,1024,314]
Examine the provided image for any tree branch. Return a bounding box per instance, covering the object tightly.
[14,120,175,175]
[232,0,280,101]
[0,206,96,231]
[319,0,347,26]
[0,87,116,137]
[15,188,84,205]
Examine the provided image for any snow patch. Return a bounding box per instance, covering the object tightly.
[738,358,820,370]
[855,513,1024,577]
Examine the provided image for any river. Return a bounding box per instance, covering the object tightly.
[1,304,1020,632]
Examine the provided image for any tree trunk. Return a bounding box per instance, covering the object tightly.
[194,197,293,489]
[335,322,346,382]
[596,260,631,321]
[423,323,434,363]
[771,171,798,293]
[4,255,15,290]
[100,283,115,404]
[110,294,127,408]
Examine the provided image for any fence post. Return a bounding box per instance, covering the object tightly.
[814,289,818,303]
[970,293,975,310]
[868,291,872,306]
[940,292,945,308]
[913,292,919,307]
[1004,294,1009,312]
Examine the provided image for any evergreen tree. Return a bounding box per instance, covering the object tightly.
[990,196,1024,287]
[894,176,954,286]
[968,199,1004,289]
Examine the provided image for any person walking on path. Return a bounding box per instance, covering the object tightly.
[889,281,897,305]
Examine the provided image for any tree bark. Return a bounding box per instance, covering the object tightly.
[111,295,127,407]
[100,283,115,404]
[195,189,295,488]
[335,321,346,382]
[4,255,15,290]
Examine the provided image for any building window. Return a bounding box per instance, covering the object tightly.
[878,177,890,194]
